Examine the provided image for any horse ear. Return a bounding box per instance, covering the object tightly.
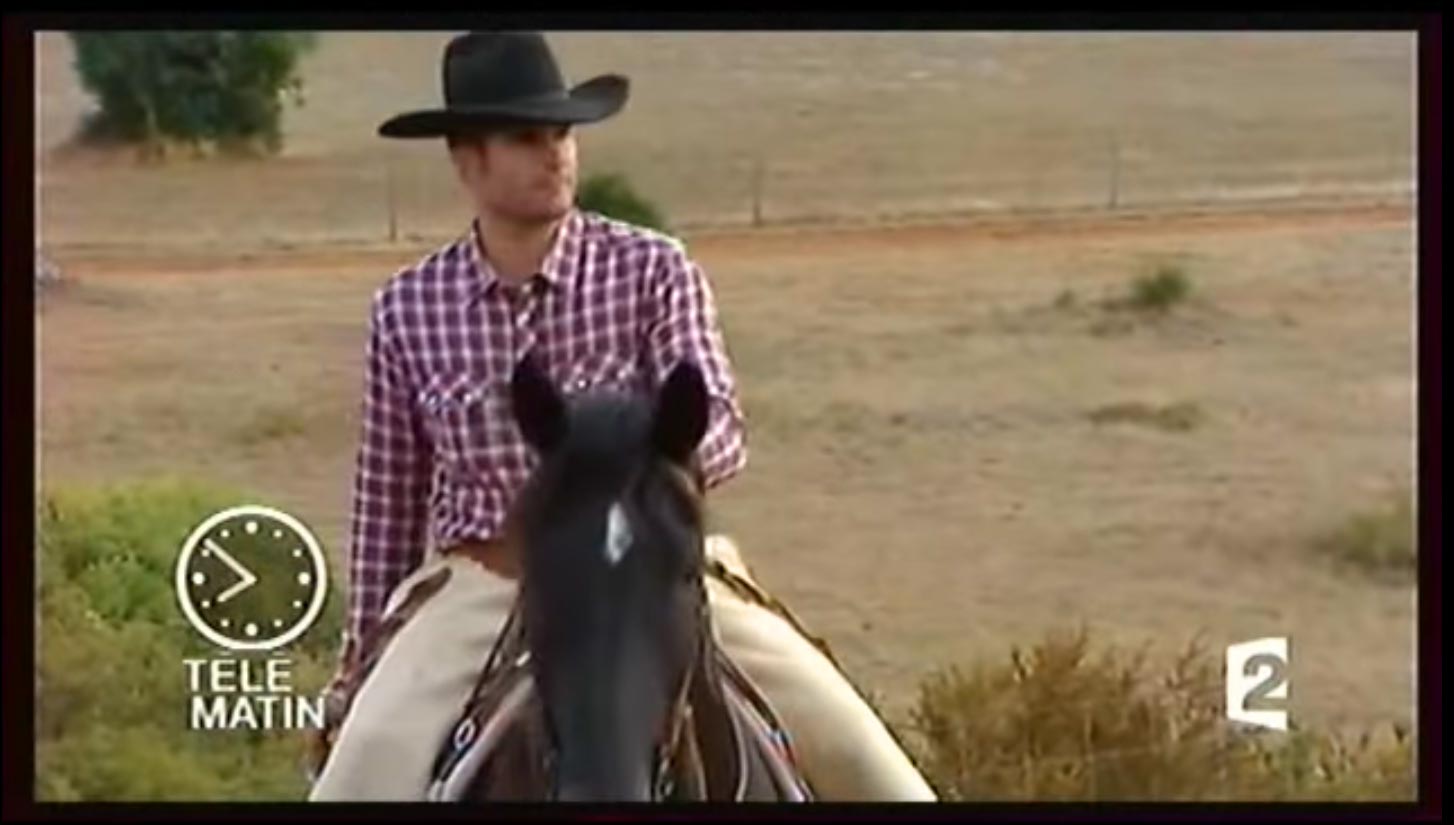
[652,361,709,466]
[511,354,567,454]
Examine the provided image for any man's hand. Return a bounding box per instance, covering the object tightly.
[305,669,354,781]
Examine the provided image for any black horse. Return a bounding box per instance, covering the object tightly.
[426,357,813,802]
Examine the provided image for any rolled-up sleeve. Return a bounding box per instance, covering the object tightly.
[341,290,432,669]
[645,247,748,490]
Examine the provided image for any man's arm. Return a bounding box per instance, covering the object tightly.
[339,290,433,671]
[645,245,748,490]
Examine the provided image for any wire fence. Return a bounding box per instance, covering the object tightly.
[36,137,1415,254]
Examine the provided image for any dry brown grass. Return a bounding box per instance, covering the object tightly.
[1087,401,1205,433]
[1309,490,1416,584]
[37,32,1413,246]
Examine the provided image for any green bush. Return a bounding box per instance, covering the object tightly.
[576,172,672,234]
[68,31,316,156]
[37,479,342,800]
[1087,400,1205,433]
[905,627,1413,801]
[1125,264,1192,314]
[233,406,311,449]
[1311,492,1415,583]
[38,480,1414,801]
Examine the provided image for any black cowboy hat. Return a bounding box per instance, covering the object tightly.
[378,31,629,139]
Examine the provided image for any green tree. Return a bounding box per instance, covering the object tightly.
[68,31,317,157]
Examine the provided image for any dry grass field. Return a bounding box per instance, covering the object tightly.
[38,31,1412,243]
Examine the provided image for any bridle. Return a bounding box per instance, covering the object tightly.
[524,575,723,802]
[643,462,719,800]
[487,459,728,801]
[649,588,708,800]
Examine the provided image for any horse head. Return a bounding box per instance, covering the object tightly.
[507,355,710,801]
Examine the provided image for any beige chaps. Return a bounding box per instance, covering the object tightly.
[309,536,937,801]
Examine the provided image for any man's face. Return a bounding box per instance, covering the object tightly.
[453,123,578,226]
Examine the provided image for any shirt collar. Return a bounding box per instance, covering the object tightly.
[463,210,581,300]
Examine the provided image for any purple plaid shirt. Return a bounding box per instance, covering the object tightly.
[341,209,748,666]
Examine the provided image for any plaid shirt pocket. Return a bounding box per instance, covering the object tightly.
[420,374,495,474]
[560,351,647,397]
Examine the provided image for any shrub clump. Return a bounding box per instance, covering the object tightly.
[905,627,1413,801]
[576,172,672,234]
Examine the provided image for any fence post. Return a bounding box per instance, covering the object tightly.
[1107,131,1122,211]
[751,155,765,228]
[386,160,399,243]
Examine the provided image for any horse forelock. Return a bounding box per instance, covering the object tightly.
[560,395,651,471]
[509,388,705,533]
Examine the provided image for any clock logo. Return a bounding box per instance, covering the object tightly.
[174,505,329,652]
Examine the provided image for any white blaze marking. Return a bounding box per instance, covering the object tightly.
[605,503,632,566]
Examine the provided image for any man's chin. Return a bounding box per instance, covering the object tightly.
[499,203,572,227]
[538,193,575,218]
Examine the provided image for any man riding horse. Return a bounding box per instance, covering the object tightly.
[307,30,936,802]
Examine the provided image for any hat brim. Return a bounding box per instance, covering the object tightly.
[378,74,629,139]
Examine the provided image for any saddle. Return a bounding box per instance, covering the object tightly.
[423,601,813,801]
[308,553,820,800]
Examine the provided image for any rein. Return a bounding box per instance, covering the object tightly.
[650,582,714,800]
[470,458,739,800]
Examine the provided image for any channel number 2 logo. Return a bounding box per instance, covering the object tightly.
[175,505,328,652]
[1225,636,1290,731]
